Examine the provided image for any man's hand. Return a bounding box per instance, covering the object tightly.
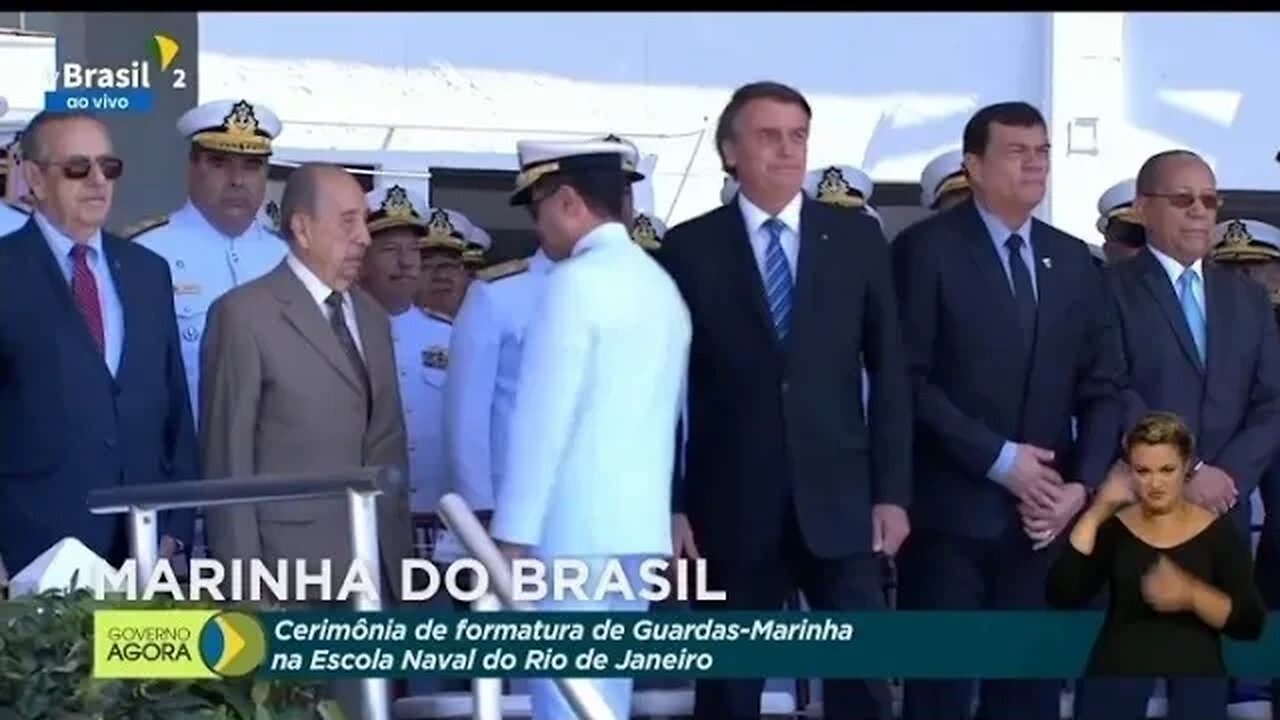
[1186,464,1238,515]
[671,513,700,560]
[872,504,910,557]
[1006,444,1064,511]
[1019,482,1087,550]
[1141,554,1196,613]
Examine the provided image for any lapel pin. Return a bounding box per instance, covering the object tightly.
[1041,257,1052,269]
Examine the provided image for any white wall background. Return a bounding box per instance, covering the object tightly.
[196,11,1045,226]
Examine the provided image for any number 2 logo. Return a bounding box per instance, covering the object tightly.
[172,68,187,89]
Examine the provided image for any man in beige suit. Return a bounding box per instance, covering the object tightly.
[198,163,413,604]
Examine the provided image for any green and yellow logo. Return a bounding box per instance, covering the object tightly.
[93,609,266,679]
[200,611,267,677]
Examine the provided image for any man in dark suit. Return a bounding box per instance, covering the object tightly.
[657,81,912,720]
[0,111,196,573]
[1079,151,1280,720]
[891,102,1124,720]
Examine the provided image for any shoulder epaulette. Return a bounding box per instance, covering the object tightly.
[3,200,30,216]
[121,215,170,241]
[476,257,530,282]
[424,309,454,325]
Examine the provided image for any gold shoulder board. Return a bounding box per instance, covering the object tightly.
[122,215,171,240]
[476,257,531,282]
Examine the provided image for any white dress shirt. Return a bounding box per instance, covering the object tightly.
[1147,243,1206,311]
[738,190,802,284]
[491,222,692,557]
[286,252,364,358]
[35,211,125,377]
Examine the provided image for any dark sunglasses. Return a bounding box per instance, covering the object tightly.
[1144,191,1221,211]
[39,155,124,181]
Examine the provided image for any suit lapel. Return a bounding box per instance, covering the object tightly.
[1203,262,1232,383]
[103,235,141,383]
[789,199,829,356]
[957,200,1022,345]
[1137,248,1204,374]
[1028,221,1065,360]
[717,205,777,348]
[351,289,389,402]
[267,262,367,396]
[18,222,114,367]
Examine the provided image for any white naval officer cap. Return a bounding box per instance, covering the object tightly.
[1211,218,1280,264]
[631,212,667,251]
[421,206,473,253]
[511,138,642,206]
[920,150,968,209]
[463,223,492,267]
[177,99,282,156]
[1095,178,1138,235]
[594,134,644,181]
[720,176,739,206]
[365,184,429,235]
[803,165,874,209]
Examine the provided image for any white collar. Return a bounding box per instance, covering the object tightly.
[1147,243,1203,286]
[286,252,345,308]
[737,190,803,236]
[570,221,630,258]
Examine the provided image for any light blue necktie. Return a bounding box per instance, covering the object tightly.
[1177,269,1206,363]
[763,218,793,340]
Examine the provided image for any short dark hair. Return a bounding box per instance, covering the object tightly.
[19,110,103,164]
[962,102,1046,157]
[535,168,628,222]
[1135,149,1205,195]
[1123,411,1195,464]
[715,81,812,177]
[279,162,344,242]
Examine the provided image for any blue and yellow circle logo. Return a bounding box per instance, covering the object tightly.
[199,611,266,677]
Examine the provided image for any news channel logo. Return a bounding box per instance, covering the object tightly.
[92,609,267,679]
[45,34,187,114]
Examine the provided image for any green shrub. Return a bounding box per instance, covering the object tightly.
[0,587,345,720]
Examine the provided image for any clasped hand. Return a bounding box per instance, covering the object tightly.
[1011,444,1086,551]
[1141,554,1196,613]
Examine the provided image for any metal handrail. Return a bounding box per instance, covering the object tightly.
[436,493,617,720]
[86,466,403,720]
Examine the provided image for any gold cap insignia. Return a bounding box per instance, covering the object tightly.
[423,346,449,370]
[422,208,467,251]
[631,214,662,250]
[193,100,272,156]
[382,185,417,220]
[816,167,864,208]
[1222,219,1252,246]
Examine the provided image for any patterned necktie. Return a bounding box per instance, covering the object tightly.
[1005,233,1037,352]
[70,244,104,352]
[763,218,793,341]
[1177,269,1206,363]
[325,291,371,394]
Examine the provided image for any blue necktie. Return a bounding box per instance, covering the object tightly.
[1177,269,1206,363]
[763,218,793,340]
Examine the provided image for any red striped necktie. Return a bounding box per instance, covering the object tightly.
[70,244,104,352]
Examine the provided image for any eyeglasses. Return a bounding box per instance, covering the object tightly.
[1144,191,1221,211]
[37,155,125,181]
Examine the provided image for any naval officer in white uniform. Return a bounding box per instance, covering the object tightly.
[492,138,691,720]
[0,132,30,236]
[130,99,287,423]
[442,135,645,540]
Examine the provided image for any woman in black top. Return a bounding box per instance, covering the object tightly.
[1046,411,1265,720]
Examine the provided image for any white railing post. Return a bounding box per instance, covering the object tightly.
[471,593,503,720]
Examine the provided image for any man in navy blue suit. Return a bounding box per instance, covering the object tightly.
[0,111,196,574]
[891,102,1125,720]
[658,81,912,720]
[1077,150,1280,720]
